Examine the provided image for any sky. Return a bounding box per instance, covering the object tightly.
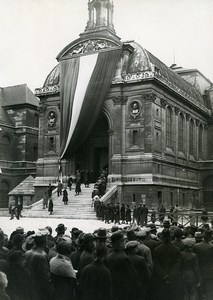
[0,0,212,92]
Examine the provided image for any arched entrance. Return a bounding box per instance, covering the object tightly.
[75,113,109,182]
[203,176,213,209]
[0,181,9,208]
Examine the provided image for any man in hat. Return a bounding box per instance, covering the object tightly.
[94,228,107,246]
[172,228,185,251]
[70,228,82,252]
[143,227,160,257]
[106,231,139,300]
[136,230,153,274]
[152,229,182,300]
[194,231,203,243]
[70,232,84,271]
[54,224,67,242]
[25,230,54,300]
[193,229,213,300]
[80,244,112,300]
[181,238,201,300]
[78,233,95,277]
[125,241,150,299]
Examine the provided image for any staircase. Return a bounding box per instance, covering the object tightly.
[24,185,97,219]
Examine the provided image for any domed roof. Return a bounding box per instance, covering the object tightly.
[43,40,204,106]
[43,64,60,87]
[127,42,204,104]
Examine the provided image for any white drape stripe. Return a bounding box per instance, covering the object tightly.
[61,53,98,158]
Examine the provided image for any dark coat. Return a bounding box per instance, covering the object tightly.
[70,249,83,271]
[6,263,32,300]
[80,259,112,300]
[125,208,131,222]
[25,248,54,300]
[78,250,95,277]
[193,241,213,280]
[127,253,150,298]
[120,206,125,221]
[51,273,76,300]
[48,199,53,213]
[62,189,68,203]
[153,242,182,300]
[106,249,139,300]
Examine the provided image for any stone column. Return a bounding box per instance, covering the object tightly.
[143,93,157,153]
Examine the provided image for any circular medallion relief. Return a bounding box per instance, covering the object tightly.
[130,101,141,119]
[48,111,57,127]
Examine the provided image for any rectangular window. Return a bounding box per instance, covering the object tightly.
[170,192,173,206]
[49,137,54,151]
[133,194,136,203]
[133,130,138,146]
[182,193,185,207]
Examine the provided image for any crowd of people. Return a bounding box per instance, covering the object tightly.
[0,220,212,300]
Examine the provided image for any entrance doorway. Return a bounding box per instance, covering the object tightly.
[74,113,109,182]
[93,147,108,181]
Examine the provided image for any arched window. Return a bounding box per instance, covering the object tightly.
[198,125,203,158]
[189,119,194,155]
[0,136,11,160]
[178,113,184,152]
[166,106,173,148]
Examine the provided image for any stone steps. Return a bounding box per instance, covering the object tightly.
[21,186,97,220]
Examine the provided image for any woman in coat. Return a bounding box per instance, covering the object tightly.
[48,197,53,215]
[62,188,68,205]
[50,240,77,300]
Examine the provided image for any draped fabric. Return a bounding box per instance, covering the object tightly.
[60,48,121,159]
[60,58,80,155]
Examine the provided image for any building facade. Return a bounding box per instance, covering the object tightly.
[35,0,213,209]
[0,84,39,207]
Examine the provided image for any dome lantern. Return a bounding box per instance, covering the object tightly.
[85,0,115,34]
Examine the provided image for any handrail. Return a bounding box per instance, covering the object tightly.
[101,185,118,204]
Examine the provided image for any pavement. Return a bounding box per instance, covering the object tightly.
[0,216,122,237]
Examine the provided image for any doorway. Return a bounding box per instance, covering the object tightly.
[74,113,109,180]
[93,147,108,181]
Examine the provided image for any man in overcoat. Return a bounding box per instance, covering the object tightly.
[152,229,182,300]
[80,244,112,300]
[193,229,213,300]
[106,231,139,300]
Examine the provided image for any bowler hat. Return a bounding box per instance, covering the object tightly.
[111,231,124,244]
[75,232,85,246]
[94,228,107,239]
[16,227,24,234]
[55,224,67,233]
[111,225,119,233]
[82,233,94,244]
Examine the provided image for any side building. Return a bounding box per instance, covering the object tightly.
[0,84,39,207]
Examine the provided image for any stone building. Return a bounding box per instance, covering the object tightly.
[35,0,213,209]
[0,84,39,207]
